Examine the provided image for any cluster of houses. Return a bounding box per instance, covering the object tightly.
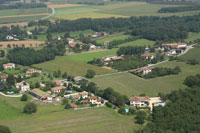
[161,43,187,56]
[88,32,107,38]
[67,38,97,50]
[129,96,166,111]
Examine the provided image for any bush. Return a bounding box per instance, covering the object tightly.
[187,59,199,65]
[135,111,147,124]
[85,69,96,78]
[129,108,136,115]
[20,94,28,101]
[23,102,37,114]
[64,103,71,109]
[105,102,113,108]
[0,125,11,133]
[118,108,126,115]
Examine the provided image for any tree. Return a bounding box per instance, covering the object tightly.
[64,32,70,38]
[105,102,113,108]
[187,59,199,65]
[23,102,37,114]
[0,125,11,133]
[64,103,71,109]
[35,82,40,88]
[135,111,146,124]
[46,33,52,41]
[118,108,126,115]
[116,95,125,107]
[0,50,5,57]
[20,94,28,101]
[85,69,96,78]
[62,98,69,105]
[62,72,68,79]
[16,76,22,83]
[57,70,61,77]
[7,74,15,86]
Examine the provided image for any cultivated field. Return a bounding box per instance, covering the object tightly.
[0,40,45,48]
[92,61,200,97]
[118,39,155,47]
[33,56,115,76]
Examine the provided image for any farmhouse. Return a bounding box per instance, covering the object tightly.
[53,80,63,86]
[64,91,88,100]
[89,96,101,105]
[89,43,96,49]
[149,97,166,111]
[104,41,110,45]
[69,43,76,48]
[67,38,75,44]
[49,20,56,24]
[26,69,42,76]
[15,81,30,93]
[79,91,88,99]
[141,53,154,60]
[0,75,8,82]
[129,96,150,107]
[70,104,79,109]
[51,86,66,93]
[137,66,155,75]
[165,49,177,56]
[162,43,187,49]
[101,55,123,65]
[70,94,81,101]
[3,63,15,69]
[29,89,52,100]
[6,35,14,40]
[74,76,88,82]
[82,99,89,104]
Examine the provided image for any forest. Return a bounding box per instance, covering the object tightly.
[158,5,200,13]
[137,74,200,133]
[7,43,66,66]
[36,14,200,41]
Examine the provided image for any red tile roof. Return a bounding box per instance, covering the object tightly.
[70,104,79,108]
[129,96,150,101]
[51,86,66,91]
[141,53,154,57]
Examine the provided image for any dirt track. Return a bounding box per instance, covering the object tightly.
[45,2,83,8]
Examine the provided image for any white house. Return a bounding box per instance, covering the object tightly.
[51,86,66,93]
[15,81,30,93]
[141,53,154,60]
[89,96,101,105]
[79,91,88,99]
[6,35,14,40]
[137,67,155,75]
[3,63,15,69]
[129,96,150,107]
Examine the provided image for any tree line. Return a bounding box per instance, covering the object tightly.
[7,43,66,66]
[158,5,200,13]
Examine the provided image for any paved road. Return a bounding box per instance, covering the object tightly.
[95,45,195,78]
[0,92,22,98]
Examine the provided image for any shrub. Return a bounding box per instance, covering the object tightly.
[187,59,199,65]
[0,125,11,133]
[129,108,136,115]
[64,103,71,109]
[118,108,126,115]
[20,94,28,101]
[23,102,37,114]
[85,69,96,78]
[135,111,147,124]
[105,102,113,108]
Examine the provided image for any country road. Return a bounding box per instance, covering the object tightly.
[94,44,195,78]
[0,92,22,98]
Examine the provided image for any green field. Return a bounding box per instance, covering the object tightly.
[33,56,115,76]
[92,61,200,97]
[0,15,47,24]
[65,49,117,62]
[0,8,50,17]
[185,32,200,43]
[96,35,131,44]
[118,39,155,47]
[179,46,200,62]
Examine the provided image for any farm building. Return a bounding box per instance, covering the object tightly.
[29,89,52,100]
[129,96,150,107]
[162,43,187,49]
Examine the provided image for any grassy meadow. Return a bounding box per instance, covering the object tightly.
[118,39,155,47]
[96,35,131,44]
[33,56,115,76]
[185,32,200,43]
[179,46,200,62]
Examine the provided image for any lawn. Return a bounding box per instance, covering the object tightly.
[118,39,155,47]
[33,56,115,76]
[96,35,131,44]
[0,107,141,133]
[92,61,200,97]
[65,49,117,62]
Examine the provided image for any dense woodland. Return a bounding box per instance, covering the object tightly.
[137,74,200,133]
[158,5,200,13]
[30,14,200,41]
[0,3,46,10]
[7,43,66,66]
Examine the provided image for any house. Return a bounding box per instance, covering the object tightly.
[89,43,96,49]
[69,43,76,48]
[70,104,79,109]
[70,94,81,101]
[53,80,63,86]
[67,38,75,44]
[49,20,56,24]
[82,99,89,104]
[162,43,187,49]
[79,91,88,99]
[165,49,177,56]
[89,96,101,105]
[29,89,52,100]
[129,96,150,107]
[3,63,15,69]
[74,76,88,82]
[56,36,61,40]
[6,35,14,40]
[26,69,42,76]
[0,75,8,82]
[137,67,155,75]
[141,53,154,60]
[51,86,66,93]
[27,31,32,35]
[149,97,165,111]
[104,41,110,45]
[101,55,123,65]
[15,81,30,93]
